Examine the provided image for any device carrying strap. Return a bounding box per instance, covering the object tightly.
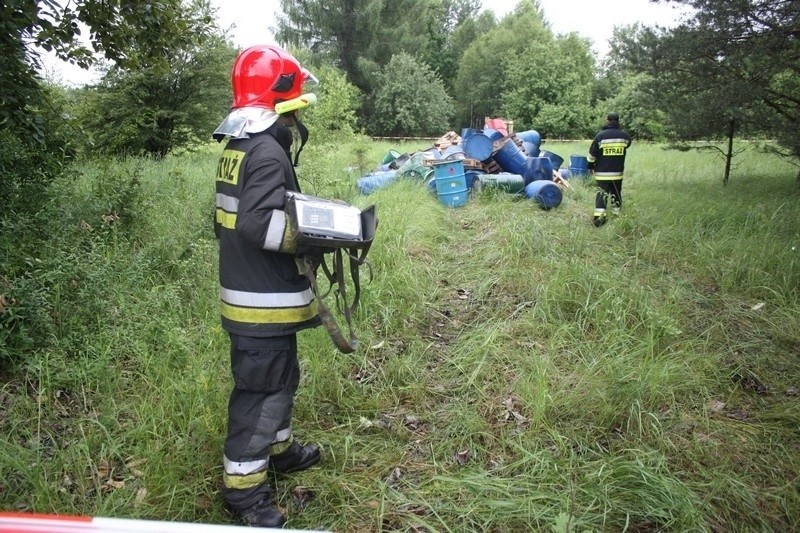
[290,202,377,354]
[299,244,372,354]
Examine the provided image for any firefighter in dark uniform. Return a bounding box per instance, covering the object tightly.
[587,112,632,227]
[212,45,321,528]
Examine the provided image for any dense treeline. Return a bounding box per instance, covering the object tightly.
[1,0,799,366]
[4,1,799,159]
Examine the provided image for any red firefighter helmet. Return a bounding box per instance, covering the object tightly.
[230,45,314,110]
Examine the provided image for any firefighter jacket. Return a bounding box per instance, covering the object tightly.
[587,124,632,180]
[214,123,321,337]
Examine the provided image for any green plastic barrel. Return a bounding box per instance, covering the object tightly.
[380,149,401,166]
[478,173,525,194]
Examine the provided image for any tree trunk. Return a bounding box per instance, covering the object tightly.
[723,117,734,186]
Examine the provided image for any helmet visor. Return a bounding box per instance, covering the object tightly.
[302,68,319,88]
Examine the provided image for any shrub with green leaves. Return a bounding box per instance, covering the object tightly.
[371,52,455,136]
[0,84,78,217]
[301,63,362,140]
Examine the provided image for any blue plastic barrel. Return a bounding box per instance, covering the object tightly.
[517,130,541,147]
[464,133,493,162]
[559,168,571,180]
[569,154,588,170]
[432,160,468,208]
[524,180,563,210]
[442,145,466,160]
[568,154,589,179]
[357,170,399,195]
[539,150,564,170]
[421,148,440,161]
[522,141,540,158]
[483,128,505,141]
[426,176,437,194]
[461,128,480,141]
[525,157,554,184]
[465,169,485,190]
[494,138,528,175]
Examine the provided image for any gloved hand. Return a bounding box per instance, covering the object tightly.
[295,253,323,275]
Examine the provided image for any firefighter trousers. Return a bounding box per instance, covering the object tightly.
[221,333,299,510]
[594,179,623,224]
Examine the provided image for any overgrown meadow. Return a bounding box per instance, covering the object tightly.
[1,139,799,532]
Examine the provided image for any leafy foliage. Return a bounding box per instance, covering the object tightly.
[276,1,404,75]
[638,1,800,160]
[453,2,553,128]
[0,83,80,215]
[1,0,209,133]
[295,60,363,139]
[453,23,510,127]
[0,0,228,226]
[451,3,598,136]
[500,34,596,137]
[75,34,235,158]
[599,73,668,140]
[371,53,455,136]
[414,0,482,94]
[0,128,61,217]
[277,0,481,127]
[595,26,670,141]
[0,152,209,370]
[0,2,50,140]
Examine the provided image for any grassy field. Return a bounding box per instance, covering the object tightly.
[1,138,798,532]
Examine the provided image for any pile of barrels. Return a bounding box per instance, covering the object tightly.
[358,128,591,210]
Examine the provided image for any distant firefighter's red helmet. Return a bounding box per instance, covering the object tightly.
[230,45,315,109]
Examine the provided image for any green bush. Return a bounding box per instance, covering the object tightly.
[0,85,84,369]
[0,266,54,369]
[301,63,362,140]
[0,125,74,217]
[371,52,455,136]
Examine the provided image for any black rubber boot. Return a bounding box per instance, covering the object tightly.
[269,441,321,474]
[236,498,286,528]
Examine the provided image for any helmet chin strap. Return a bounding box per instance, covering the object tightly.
[291,114,309,167]
[273,112,309,167]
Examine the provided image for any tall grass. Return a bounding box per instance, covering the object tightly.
[0,139,798,531]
